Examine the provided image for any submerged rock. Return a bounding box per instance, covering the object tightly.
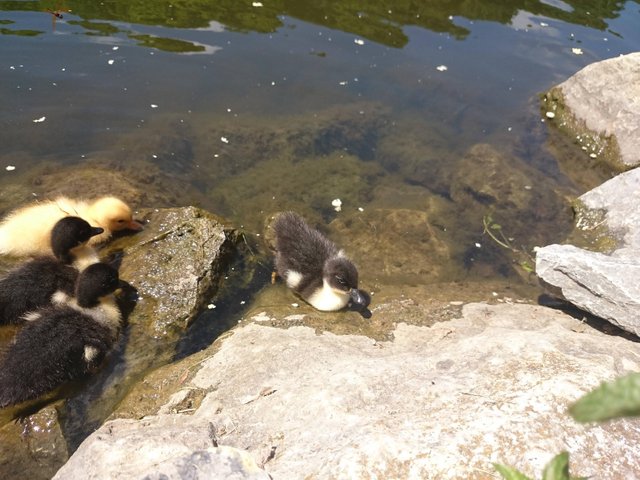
[449,143,571,280]
[536,168,640,335]
[55,303,640,479]
[0,405,68,480]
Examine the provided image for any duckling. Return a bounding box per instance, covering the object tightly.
[0,196,143,257]
[272,211,370,312]
[0,263,122,408]
[0,216,103,325]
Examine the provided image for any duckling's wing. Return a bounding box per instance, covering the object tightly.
[0,308,112,407]
[0,258,76,325]
[274,212,337,275]
[0,201,66,256]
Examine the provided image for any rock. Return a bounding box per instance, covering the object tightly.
[56,303,640,479]
[0,405,69,480]
[536,168,640,335]
[107,206,238,337]
[535,244,640,335]
[53,421,270,480]
[544,52,640,169]
[578,167,640,254]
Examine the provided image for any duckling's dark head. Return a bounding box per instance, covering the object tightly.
[325,256,370,311]
[325,256,358,291]
[75,263,120,308]
[51,216,104,263]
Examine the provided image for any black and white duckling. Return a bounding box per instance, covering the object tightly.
[0,196,143,257]
[0,216,103,325]
[272,211,370,312]
[0,263,122,408]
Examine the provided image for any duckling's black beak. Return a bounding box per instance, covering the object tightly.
[349,288,370,310]
[90,226,105,238]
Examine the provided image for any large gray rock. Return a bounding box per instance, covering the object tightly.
[536,168,640,335]
[55,303,640,479]
[546,52,640,168]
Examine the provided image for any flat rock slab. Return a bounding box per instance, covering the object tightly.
[54,303,640,479]
[555,52,640,168]
[536,168,640,335]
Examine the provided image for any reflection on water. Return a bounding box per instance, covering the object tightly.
[0,0,633,47]
[0,0,639,476]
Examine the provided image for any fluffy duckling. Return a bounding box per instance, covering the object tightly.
[0,196,143,257]
[272,211,370,312]
[0,263,122,408]
[0,216,103,325]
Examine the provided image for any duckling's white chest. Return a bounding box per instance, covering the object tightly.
[306,279,349,311]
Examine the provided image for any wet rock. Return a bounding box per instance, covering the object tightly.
[57,303,640,479]
[107,206,238,337]
[0,405,69,480]
[543,52,640,169]
[536,168,640,335]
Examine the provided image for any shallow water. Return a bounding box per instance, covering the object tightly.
[1,0,640,476]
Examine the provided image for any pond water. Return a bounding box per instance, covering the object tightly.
[1,1,637,258]
[1,0,640,476]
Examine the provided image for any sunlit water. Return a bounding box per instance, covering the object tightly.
[1,1,640,476]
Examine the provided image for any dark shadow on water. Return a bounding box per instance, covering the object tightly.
[174,238,273,361]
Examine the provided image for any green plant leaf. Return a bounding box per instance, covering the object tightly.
[520,261,534,273]
[542,452,570,480]
[491,223,502,230]
[569,372,640,422]
[494,463,533,480]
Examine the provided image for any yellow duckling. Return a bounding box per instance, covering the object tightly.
[0,196,143,257]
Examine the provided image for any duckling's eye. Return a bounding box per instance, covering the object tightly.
[335,275,347,287]
[116,219,126,223]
